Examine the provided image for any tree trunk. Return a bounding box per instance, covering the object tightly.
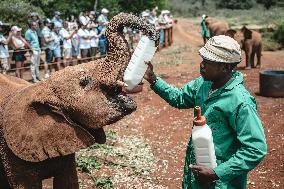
[94,0,98,12]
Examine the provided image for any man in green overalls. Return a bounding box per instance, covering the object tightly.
[144,35,267,189]
[201,14,210,45]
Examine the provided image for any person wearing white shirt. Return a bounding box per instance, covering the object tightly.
[0,22,12,74]
[59,21,76,67]
[77,23,91,63]
[89,24,100,60]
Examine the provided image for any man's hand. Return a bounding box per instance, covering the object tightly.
[189,164,218,186]
[143,61,157,85]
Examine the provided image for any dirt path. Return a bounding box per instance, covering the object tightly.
[38,18,284,188]
[106,18,284,189]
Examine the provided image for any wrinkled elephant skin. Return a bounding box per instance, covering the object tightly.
[0,13,159,189]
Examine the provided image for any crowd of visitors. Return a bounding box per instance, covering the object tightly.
[0,7,175,83]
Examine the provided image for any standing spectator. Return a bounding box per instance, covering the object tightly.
[68,15,78,30]
[97,22,107,56]
[51,11,63,29]
[148,8,158,26]
[89,24,100,60]
[50,23,62,70]
[77,22,91,63]
[157,10,169,49]
[79,11,90,27]
[25,21,41,83]
[97,9,109,56]
[71,24,80,66]
[0,21,12,74]
[42,19,54,79]
[10,26,31,79]
[201,14,210,45]
[97,8,109,25]
[59,21,76,67]
[28,12,43,46]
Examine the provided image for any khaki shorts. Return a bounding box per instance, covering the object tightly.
[63,48,72,59]
[0,58,10,73]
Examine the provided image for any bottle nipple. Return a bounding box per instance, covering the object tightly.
[193,106,206,126]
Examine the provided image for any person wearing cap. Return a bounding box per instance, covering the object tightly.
[25,21,41,82]
[201,14,210,45]
[144,35,267,189]
[97,8,109,25]
[51,11,63,29]
[42,19,55,79]
[0,21,12,74]
[10,26,32,79]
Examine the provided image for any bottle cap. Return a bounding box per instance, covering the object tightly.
[193,106,206,126]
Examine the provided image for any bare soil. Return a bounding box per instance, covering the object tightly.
[17,18,284,188]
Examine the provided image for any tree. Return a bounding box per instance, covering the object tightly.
[217,0,255,9]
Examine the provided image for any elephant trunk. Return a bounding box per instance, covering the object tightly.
[98,13,159,86]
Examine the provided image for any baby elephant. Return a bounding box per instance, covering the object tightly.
[0,13,159,189]
[226,26,262,69]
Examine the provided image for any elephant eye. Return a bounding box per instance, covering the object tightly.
[79,76,92,88]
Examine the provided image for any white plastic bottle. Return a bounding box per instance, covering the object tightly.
[123,35,157,91]
[192,106,217,169]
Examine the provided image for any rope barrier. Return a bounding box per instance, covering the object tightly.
[8,54,106,71]
[3,26,174,74]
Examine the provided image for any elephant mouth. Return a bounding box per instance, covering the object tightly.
[101,84,137,115]
[63,111,106,144]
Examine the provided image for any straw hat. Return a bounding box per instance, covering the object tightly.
[199,35,242,64]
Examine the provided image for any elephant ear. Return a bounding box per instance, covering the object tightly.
[2,85,103,162]
[225,29,236,38]
[242,26,252,39]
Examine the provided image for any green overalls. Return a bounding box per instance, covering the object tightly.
[151,71,267,189]
[201,19,210,39]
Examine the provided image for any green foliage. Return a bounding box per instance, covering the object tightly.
[273,21,284,46]
[262,31,282,51]
[95,177,113,189]
[0,0,44,30]
[257,0,277,9]
[76,156,102,173]
[217,0,255,9]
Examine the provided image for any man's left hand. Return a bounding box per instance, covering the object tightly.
[189,164,219,185]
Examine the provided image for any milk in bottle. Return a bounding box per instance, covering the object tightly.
[123,36,157,91]
[192,106,217,169]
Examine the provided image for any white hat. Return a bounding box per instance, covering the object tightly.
[161,10,170,15]
[202,14,206,19]
[101,8,109,14]
[141,11,150,17]
[11,26,22,32]
[199,35,242,64]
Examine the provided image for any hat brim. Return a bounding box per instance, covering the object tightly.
[199,46,241,64]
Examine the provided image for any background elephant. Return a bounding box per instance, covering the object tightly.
[0,13,159,189]
[226,26,262,69]
[205,17,229,37]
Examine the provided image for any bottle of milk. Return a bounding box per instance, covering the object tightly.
[192,106,217,169]
[123,35,157,91]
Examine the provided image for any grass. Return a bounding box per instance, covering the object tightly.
[76,129,164,188]
[76,156,102,173]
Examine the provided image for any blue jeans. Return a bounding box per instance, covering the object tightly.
[159,29,165,46]
[99,39,107,56]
